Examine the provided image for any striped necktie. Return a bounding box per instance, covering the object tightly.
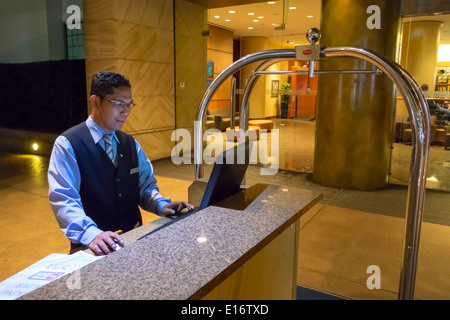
[102,133,115,164]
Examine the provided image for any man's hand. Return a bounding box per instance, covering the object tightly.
[88,231,124,256]
[160,201,194,216]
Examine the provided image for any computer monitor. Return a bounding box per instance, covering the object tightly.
[199,140,253,209]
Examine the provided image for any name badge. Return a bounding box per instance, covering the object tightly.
[130,167,140,175]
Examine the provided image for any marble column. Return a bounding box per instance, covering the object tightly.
[313,0,401,190]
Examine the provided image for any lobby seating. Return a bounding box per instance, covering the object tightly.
[225,120,274,141]
[400,115,437,145]
[249,119,274,132]
[206,114,222,130]
[445,128,450,150]
[393,121,403,143]
[226,125,260,141]
[207,108,239,131]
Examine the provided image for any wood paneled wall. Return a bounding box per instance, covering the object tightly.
[175,1,207,132]
[207,25,234,110]
[83,0,206,160]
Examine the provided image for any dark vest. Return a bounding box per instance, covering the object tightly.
[62,122,142,234]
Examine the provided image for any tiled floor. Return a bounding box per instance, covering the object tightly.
[1,119,450,300]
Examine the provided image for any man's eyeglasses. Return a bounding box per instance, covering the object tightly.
[100,96,136,109]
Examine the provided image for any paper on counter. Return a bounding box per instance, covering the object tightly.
[0,253,103,300]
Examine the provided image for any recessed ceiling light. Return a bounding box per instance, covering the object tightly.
[253,19,259,22]
[229,10,235,13]
[214,15,220,18]
[258,16,264,19]
[248,27,253,29]
[268,1,276,4]
[225,19,231,22]
[307,15,313,18]
[289,6,296,10]
[248,12,254,15]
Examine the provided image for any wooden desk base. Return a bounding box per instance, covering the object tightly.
[202,220,299,300]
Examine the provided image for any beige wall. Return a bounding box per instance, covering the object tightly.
[175,0,207,134]
[264,62,281,118]
[207,25,233,111]
[83,0,206,161]
[401,21,442,91]
[241,37,267,119]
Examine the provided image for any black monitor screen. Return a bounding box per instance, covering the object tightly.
[199,140,253,209]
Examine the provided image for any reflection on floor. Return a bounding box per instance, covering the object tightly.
[1,119,450,299]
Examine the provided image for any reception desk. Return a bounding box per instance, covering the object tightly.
[20,183,321,300]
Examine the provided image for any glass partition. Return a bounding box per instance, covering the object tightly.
[208,0,321,173]
[206,1,450,192]
[199,3,450,300]
[391,14,450,191]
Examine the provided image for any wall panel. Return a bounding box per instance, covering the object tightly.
[83,0,175,160]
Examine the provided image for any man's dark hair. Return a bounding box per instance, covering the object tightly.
[90,71,131,96]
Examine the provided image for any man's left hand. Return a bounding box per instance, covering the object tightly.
[160,201,194,216]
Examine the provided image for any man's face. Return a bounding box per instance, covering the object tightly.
[91,86,133,133]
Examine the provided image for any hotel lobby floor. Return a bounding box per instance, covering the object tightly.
[1,119,450,300]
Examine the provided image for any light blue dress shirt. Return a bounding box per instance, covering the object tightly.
[48,116,171,246]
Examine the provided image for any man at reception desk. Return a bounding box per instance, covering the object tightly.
[48,71,193,256]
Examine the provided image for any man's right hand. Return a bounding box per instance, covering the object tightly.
[88,231,124,256]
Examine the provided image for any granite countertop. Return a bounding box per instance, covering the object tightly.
[20,183,322,300]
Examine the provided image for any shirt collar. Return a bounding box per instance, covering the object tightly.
[86,116,120,144]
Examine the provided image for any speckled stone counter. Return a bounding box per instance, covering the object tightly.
[20,183,321,300]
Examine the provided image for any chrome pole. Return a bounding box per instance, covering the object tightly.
[254,69,382,75]
[230,77,236,129]
[321,47,430,300]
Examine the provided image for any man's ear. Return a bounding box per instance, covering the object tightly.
[90,95,100,109]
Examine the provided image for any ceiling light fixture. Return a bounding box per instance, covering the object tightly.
[214,15,220,18]
[289,6,296,10]
[248,12,254,15]
[225,19,231,22]
[248,27,253,29]
[307,15,313,18]
[253,19,259,22]
[258,16,264,19]
[268,1,276,4]
[229,10,235,13]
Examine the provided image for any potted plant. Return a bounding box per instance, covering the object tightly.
[280,82,291,118]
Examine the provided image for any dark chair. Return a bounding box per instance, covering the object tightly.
[401,116,437,145]
[445,127,450,150]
